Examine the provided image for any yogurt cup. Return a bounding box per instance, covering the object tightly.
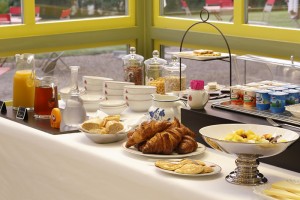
[256,90,270,110]
[243,87,256,107]
[283,89,300,105]
[269,91,288,113]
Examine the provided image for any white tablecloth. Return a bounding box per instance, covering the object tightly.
[0,116,299,200]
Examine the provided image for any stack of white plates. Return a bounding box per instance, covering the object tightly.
[124,85,156,112]
[103,81,134,100]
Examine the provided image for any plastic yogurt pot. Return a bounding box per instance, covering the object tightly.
[271,87,286,92]
[269,91,288,113]
[283,89,300,105]
[282,85,299,89]
[243,87,257,107]
[256,90,270,110]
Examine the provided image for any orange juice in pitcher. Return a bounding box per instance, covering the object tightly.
[12,54,35,110]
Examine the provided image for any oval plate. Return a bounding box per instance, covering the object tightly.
[155,161,222,177]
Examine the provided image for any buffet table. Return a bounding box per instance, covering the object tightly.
[0,114,299,200]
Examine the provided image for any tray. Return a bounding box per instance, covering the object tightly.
[167,51,230,61]
[211,100,300,126]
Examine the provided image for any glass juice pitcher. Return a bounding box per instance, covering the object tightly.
[13,53,35,110]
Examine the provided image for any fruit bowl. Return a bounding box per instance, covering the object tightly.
[199,124,299,186]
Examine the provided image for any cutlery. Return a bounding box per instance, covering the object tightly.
[266,118,300,131]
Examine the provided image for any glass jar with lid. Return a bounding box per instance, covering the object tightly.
[163,55,187,93]
[144,50,167,94]
[122,47,144,85]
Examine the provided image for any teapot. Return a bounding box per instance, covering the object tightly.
[148,94,187,122]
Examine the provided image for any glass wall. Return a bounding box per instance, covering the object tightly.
[0,45,127,101]
[161,0,234,23]
[0,0,128,25]
[247,0,300,29]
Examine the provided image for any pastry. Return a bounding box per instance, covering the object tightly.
[174,163,204,174]
[203,166,214,173]
[125,120,172,148]
[155,160,184,171]
[175,135,198,154]
[193,49,213,55]
[141,127,183,155]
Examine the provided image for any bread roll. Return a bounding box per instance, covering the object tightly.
[82,118,104,131]
[105,120,124,134]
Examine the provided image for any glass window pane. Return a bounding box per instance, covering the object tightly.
[247,0,300,29]
[161,0,234,23]
[35,0,127,22]
[0,45,127,101]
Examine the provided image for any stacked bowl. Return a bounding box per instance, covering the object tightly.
[124,85,156,112]
[103,81,134,100]
[83,76,113,95]
[81,76,113,112]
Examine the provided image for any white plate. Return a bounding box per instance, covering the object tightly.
[253,179,300,200]
[122,142,206,159]
[204,84,225,92]
[155,161,221,177]
[168,51,229,61]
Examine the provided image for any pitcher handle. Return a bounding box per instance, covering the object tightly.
[174,100,188,122]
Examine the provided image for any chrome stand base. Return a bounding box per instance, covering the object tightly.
[225,154,268,186]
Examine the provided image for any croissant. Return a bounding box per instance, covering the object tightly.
[125,120,172,148]
[175,135,198,154]
[141,127,184,155]
[179,123,196,138]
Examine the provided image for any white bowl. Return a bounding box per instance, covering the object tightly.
[126,99,152,112]
[285,104,300,118]
[124,85,157,94]
[199,124,299,186]
[80,94,104,112]
[105,95,124,100]
[83,76,113,85]
[99,100,127,115]
[84,84,103,91]
[99,100,126,107]
[124,93,152,101]
[104,88,124,96]
[79,125,127,144]
[99,104,127,115]
[104,81,134,90]
[199,124,299,157]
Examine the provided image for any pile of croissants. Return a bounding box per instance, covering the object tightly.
[125,118,198,155]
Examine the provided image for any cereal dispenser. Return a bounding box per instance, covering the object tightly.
[122,47,144,85]
[163,55,187,93]
[144,50,167,94]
